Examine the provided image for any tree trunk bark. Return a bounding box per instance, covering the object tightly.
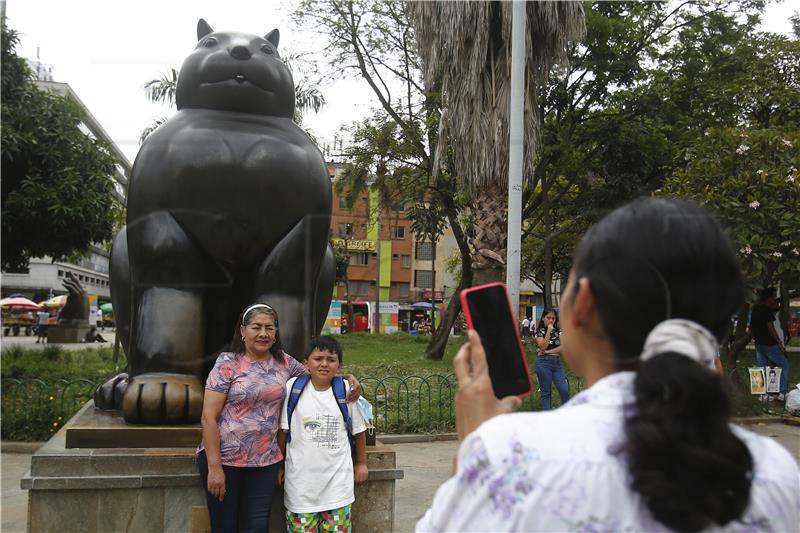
[722,304,751,368]
[471,183,508,286]
[430,238,437,332]
[542,173,553,308]
[425,198,473,360]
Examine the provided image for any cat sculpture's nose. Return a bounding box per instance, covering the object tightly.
[230,45,252,60]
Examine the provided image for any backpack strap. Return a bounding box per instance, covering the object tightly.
[286,374,310,443]
[331,376,355,451]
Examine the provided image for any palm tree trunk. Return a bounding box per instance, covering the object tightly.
[471,182,508,285]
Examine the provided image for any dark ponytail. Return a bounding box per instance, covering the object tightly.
[626,354,752,531]
[572,197,752,531]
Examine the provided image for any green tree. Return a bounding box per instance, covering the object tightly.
[409,1,586,285]
[520,1,770,305]
[295,0,471,358]
[1,24,121,271]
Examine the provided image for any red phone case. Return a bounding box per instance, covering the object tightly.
[460,282,533,398]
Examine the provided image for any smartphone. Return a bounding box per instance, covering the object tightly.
[460,282,533,399]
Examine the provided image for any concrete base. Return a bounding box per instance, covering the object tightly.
[22,402,403,532]
[46,323,91,344]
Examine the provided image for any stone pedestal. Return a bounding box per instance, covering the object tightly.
[47,322,91,343]
[23,402,404,532]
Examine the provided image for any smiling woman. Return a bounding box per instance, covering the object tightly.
[196,303,303,531]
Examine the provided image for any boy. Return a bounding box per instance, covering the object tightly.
[279,336,368,532]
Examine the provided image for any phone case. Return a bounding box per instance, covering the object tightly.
[460,282,533,398]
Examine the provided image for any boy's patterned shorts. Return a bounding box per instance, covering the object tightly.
[286,505,351,532]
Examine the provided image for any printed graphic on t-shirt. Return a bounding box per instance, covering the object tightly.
[302,413,342,450]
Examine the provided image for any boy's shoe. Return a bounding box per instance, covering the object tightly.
[759,394,770,401]
[777,393,785,402]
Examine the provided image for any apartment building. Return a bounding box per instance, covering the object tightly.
[329,164,413,304]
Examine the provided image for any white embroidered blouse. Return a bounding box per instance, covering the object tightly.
[417,372,800,532]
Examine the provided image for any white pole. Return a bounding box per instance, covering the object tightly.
[506,0,525,319]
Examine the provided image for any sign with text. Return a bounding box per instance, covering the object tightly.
[331,239,375,252]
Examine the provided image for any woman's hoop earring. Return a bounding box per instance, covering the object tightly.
[241,336,245,342]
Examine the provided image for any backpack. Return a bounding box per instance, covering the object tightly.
[286,374,355,450]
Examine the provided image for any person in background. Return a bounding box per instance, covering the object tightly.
[533,308,570,410]
[521,316,531,339]
[35,309,50,343]
[749,287,789,401]
[418,197,799,532]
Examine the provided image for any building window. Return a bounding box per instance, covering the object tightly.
[392,254,399,261]
[401,255,411,268]
[338,223,353,237]
[58,270,64,277]
[398,282,410,298]
[414,269,433,289]
[350,281,369,294]
[338,197,346,209]
[391,226,405,239]
[350,253,369,266]
[415,241,434,260]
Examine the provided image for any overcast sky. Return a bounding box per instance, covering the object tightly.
[5,0,797,165]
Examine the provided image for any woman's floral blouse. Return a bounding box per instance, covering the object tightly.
[197,351,305,467]
[417,372,800,532]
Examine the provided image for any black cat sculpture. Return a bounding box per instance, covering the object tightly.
[94,19,335,424]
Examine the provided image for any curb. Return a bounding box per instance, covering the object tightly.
[379,433,458,444]
[731,416,786,425]
[2,441,44,454]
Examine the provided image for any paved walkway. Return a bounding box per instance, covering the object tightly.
[2,422,797,533]
[1,328,118,351]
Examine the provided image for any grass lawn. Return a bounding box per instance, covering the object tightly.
[2,335,797,440]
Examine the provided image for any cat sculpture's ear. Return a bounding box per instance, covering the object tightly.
[265,29,280,48]
[197,19,214,40]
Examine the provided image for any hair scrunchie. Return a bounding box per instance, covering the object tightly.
[640,319,719,370]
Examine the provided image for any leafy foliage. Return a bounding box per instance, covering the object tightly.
[662,128,800,289]
[1,25,121,270]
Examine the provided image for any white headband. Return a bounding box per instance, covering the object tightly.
[640,319,719,370]
[242,303,274,319]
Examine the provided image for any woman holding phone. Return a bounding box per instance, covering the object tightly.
[418,198,798,532]
[533,308,570,410]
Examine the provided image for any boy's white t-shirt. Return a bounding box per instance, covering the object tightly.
[280,376,367,514]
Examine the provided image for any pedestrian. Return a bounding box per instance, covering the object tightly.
[197,304,362,532]
[418,197,799,532]
[533,308,570,410]
[749,287,789,400]
[521,316,530,338]
[279,336,368,532]
[35,309,49,343]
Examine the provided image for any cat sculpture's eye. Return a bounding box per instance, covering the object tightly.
[203,37,218,48]
[261,44,274,55]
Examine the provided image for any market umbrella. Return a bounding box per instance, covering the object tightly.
[39,294,67,307]
[0,296,41,310]
[100,302,113,313]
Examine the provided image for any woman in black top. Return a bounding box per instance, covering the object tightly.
[534,308,570,410]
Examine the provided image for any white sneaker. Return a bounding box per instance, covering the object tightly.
[759,394,770,401]
[778,393,785,402]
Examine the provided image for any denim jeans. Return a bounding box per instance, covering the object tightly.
[755,343,790,395]
[197,450,279,533]
[535,355,571,410]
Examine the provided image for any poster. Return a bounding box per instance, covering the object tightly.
[323,300,342,335]
[379,302,399,334]
[766,367,782,393]
[749,367,766,395]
